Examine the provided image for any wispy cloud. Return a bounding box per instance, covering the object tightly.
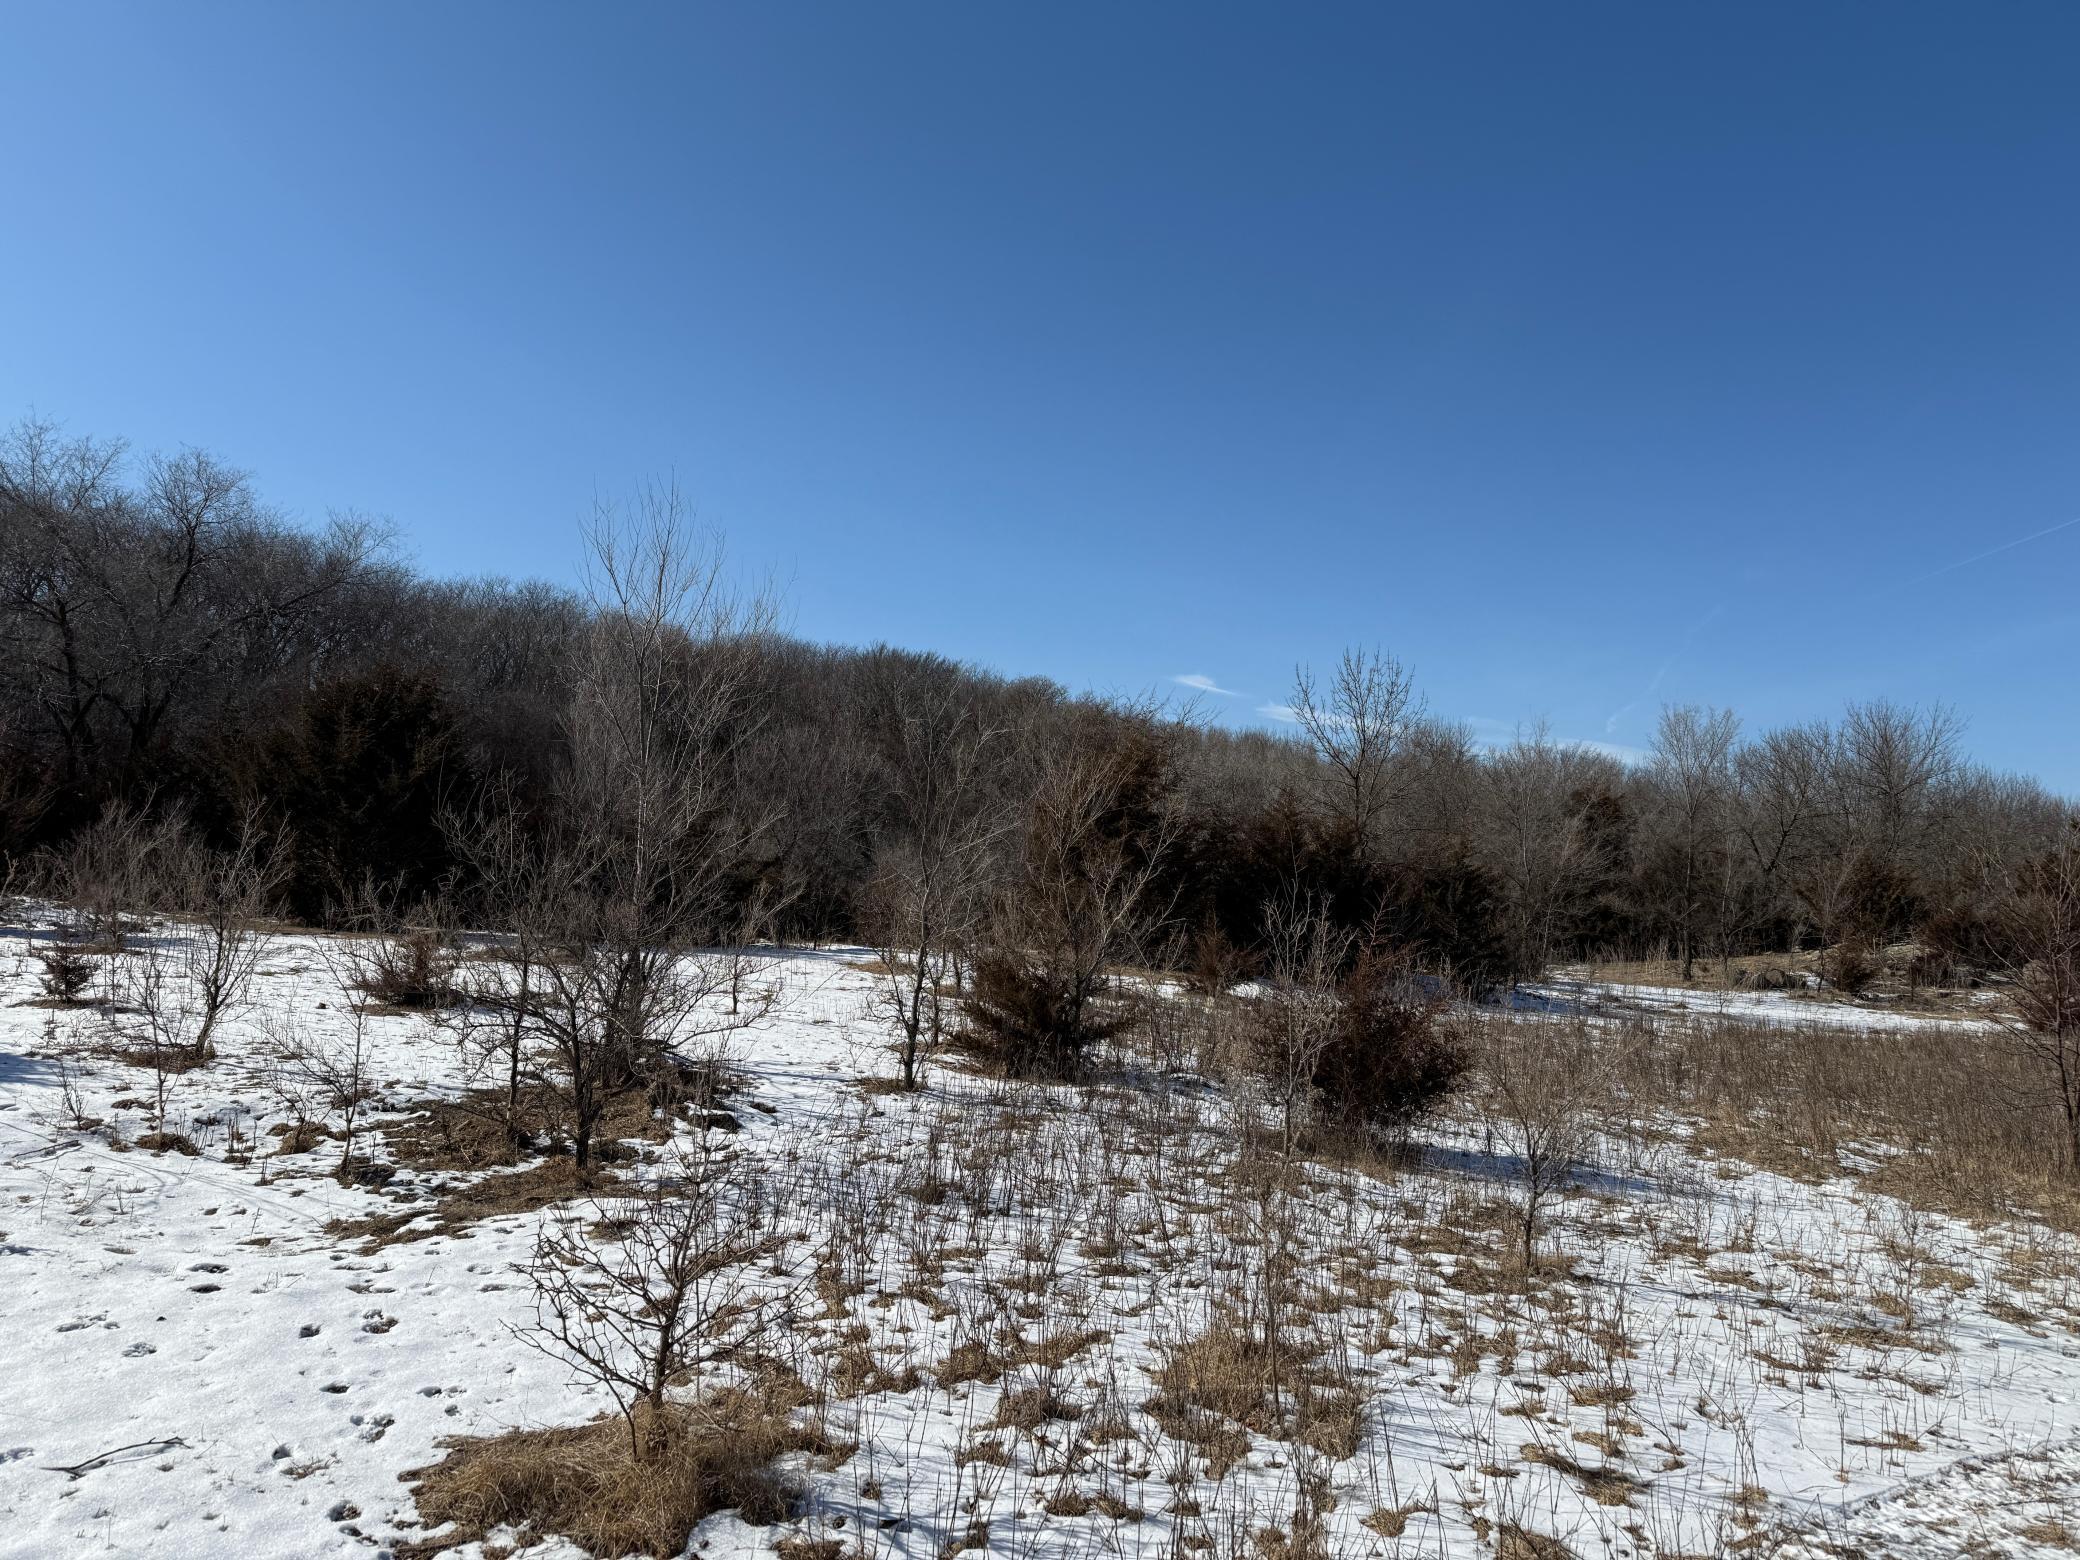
[1571,738,1653,765]
[1463,716,1649,766]
[1173,673,1242,697]
[1256,701,1300,723]
[1604,603,1726,736]
[1903,514,2080,587]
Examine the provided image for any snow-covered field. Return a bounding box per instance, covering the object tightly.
[3,920,2077,1559]
[1517,974,2001,1033]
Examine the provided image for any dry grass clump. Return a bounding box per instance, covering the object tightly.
[401,1386,830,1558]
[1496,1523,1577,1559]
[359,927,460,1011]
[935,1326,1109,1388]
[1518,1440,1639,1506]
[1146,1323,1365,1471]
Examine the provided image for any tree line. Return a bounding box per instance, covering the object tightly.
[3,415,2072,1005]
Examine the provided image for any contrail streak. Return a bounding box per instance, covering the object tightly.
[1906,514,2080,586]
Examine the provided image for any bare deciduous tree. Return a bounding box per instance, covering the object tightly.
[104,953,203,1129]
[263,966,377,1180]
[1991,822,2080,1171]
[1645,705,1739,980]
[1481,725,1621,978]
[447,492,782,1171]
[861,674,1003,1090]
[1290,647,1419,863]
[52,798,186,946]
[965,712,1182,1078]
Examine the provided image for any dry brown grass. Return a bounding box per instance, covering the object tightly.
[400,1383,832,1558]
[1597,1012,2080,1231]
[1145,1323,1366,1472]
[328,1157,606,1250]
[1518,1440,1639,1506]
[1496,1523,1577,1559]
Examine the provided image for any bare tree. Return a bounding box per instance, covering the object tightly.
[1243,888,1356,1154]
[1734,719,1835,944]
[263,957,377,1180]
[51,798,186,946]
[861,674,1004,1089]
[443,782,564,1153]
[964,711,1182,1078]
[1477,1019,1609,1268]
[1838,700,1963,854]
[1645,705,1739,980]
[1480,726,1621,977]
[446,491,782,1172]
[519,1139,792,1458]
[1289,647,1419,863]
[169,807,291,1054]
[0,418,381,788]
[1991,822,2080,1172]
[104,954,204,1129]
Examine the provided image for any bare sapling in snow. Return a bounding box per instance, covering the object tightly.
[1477,1018,1611,1269]
[861,667,1004,1090]
[261,964,376,1179]
[1243,888,1355,1155]
[168,807,290,1053]
[519,1138,795,1459]
[447,490,783,1171]
[442,782,562,1154]
[50,798,187,948]
[103,950,209,1133]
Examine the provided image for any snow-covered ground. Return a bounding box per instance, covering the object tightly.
[1517,973,2002,1033]
[2,920,2076,1559]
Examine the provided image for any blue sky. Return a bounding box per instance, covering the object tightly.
[5,3,2077,788]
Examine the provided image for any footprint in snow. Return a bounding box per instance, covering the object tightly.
[123,1342,156,1357]
[349,1413,394,1443]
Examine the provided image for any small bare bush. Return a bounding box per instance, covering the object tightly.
[521,1140,796,1457]
[261,982,376,1180]
[1476,1019,1610,1267]
[49,799,186,946]
[362,920,460,1010]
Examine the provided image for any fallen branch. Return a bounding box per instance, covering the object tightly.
[42,1437,188,1480]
